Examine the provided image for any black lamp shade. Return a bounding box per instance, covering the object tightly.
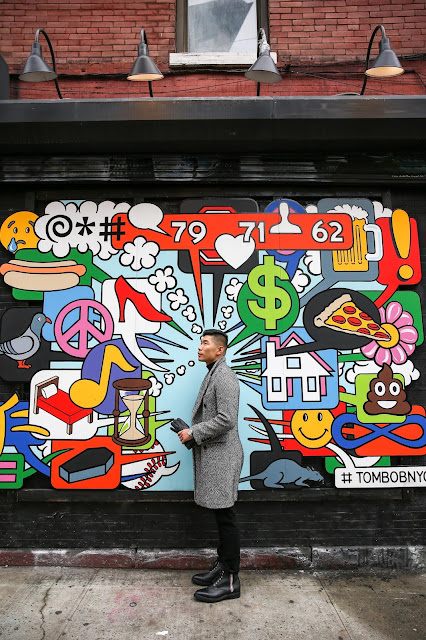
[245,50,281,83]
[19,42,57,82]
[366,37,404,77]
[128,42,163,81]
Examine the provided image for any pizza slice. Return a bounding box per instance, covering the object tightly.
[314,293,391,341]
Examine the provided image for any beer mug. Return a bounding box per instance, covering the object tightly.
[332,219,382,272]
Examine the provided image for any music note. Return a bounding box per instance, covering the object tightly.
[69,345,137,409]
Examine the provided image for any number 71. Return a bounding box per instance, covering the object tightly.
[238,221,265,242]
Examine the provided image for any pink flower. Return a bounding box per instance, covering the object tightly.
[361,301,418,366]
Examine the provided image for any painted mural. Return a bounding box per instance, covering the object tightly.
[0,197,424,492]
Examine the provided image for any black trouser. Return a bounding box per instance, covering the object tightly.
[213,505,240,574]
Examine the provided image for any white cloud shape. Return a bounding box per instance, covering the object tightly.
[188,360,195,367]
[192,323,202,334]
[119,236,159,271]
[221,305,233,319]
[327,203,368,221]
[167,288,188,310]
[225,277,243,302]
[128,203,166,234]
[291,268,311,293]
[164,373,175,385]
[305,204,318,213]
[35,200,124,260]
[176,365,186,376]
[346,358,420,387]
[373,201,393,219]
[303,250,321,276]
[148,266,176,293]
[218,321,227,330]
[182,305,196,322]
[148,376,163,397]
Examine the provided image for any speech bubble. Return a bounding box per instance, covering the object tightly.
[102,278,170,372]
[229,255,300,347]
[111,202,353,316]
[374,209,421,308]
[177,199,260,323]
[128,202,167,234]
[35,200,129,261]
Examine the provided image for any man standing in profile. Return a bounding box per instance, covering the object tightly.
[177,329,244,603]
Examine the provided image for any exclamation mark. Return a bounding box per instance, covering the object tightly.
[391,209,414,281]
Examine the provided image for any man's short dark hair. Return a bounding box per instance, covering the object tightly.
[202,329,228,349]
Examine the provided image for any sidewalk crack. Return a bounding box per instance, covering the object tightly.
[53,568,100,640]
[316,574,354,640]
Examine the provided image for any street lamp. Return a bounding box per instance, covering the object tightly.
[360,25,404,95]
[19,28,62,99]
[245,28,282,96]
[128,29,164,97]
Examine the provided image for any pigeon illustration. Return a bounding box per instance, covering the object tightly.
[0,313,51,369]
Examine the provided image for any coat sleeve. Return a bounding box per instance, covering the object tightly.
[191,369,239,444]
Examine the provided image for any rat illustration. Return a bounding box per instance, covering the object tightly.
[240,459,323,488]
[240,404,324,489]
[363,363,411,416]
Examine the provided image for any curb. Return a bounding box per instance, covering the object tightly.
[0,546,424,571]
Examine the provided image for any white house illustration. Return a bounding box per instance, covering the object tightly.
[262,333,334,404]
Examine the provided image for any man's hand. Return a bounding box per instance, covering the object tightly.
[178,428,193,444]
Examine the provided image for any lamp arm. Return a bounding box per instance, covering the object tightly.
[36,28,63,99]
[258,27,270,55]
[360,24,385,95]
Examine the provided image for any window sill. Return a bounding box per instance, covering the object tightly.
[169,51,278,68]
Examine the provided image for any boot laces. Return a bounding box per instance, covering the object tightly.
[212,569,226,586]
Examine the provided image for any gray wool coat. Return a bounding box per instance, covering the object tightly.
[191,356,244,509]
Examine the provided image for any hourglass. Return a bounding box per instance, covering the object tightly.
[112,378,152,447]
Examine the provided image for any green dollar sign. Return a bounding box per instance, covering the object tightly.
[247,255,295,330]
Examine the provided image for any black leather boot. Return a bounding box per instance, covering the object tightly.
[194,569,240,603]
[192,559,222,586]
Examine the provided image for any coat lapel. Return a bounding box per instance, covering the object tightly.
[192,358,223,416]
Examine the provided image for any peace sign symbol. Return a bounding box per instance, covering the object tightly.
[54,299,114,358]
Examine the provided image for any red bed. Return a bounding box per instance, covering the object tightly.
[34,376,93,435]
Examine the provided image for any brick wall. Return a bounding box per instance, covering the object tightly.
[1,0,425,98]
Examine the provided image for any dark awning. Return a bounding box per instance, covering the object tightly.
[0,96,425,155]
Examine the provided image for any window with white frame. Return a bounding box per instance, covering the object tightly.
[173,0,270,65]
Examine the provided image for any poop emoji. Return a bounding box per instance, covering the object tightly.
[363,363,411,416]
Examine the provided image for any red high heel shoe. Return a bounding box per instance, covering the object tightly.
[114,276,172,323]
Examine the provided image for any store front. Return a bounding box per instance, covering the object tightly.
[0,96,425,564]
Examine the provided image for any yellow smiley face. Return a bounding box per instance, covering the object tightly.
[290,410,334,449]
[0,211,39,253]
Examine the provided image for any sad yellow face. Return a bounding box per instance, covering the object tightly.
[0,211,39,253]
[290,410,334,449]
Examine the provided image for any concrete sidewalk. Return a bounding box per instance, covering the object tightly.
[0,567,424,640]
